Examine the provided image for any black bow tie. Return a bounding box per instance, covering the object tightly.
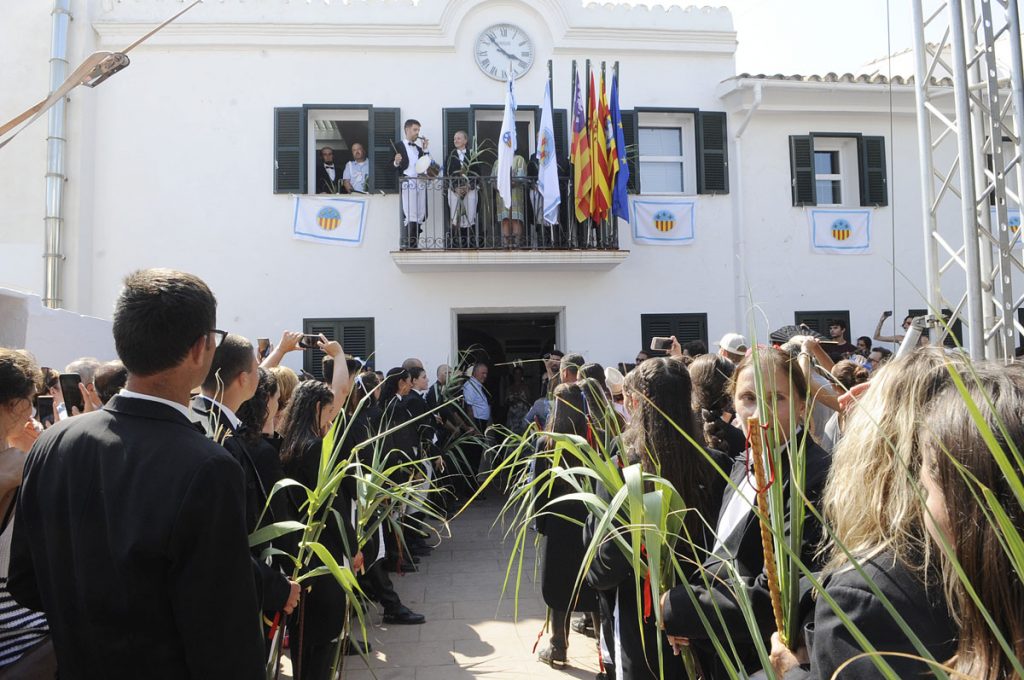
[324,164,334,169]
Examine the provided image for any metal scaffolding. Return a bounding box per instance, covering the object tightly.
[911,0,1024,361]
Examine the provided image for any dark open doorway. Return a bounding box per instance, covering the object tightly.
[456,312,559,429]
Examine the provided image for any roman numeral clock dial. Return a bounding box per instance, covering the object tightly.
[474,23,534,80]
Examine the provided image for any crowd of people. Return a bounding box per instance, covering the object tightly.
[1,268,1023,679]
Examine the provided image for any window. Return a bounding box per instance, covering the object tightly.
[908,308,962,349]
[640,313,708,355]
[302,317,375,379]
[794,310,850,338]
[628,110,728,196]
[307,109,369,195]
[473,108,535,167]
[638,112,695,195]
[273,106,400,195]
[789,134,887,207]
[814,150,842,205]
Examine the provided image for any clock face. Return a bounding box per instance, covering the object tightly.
[474,24,535,80]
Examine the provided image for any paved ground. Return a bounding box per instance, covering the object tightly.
[281,494,602,679]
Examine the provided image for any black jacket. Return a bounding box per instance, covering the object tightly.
[585,449,732,680]
[785,553,956,680]
[315,160,345,194]
[10,396,264,679]
[662,433,831,677]
[284,438,358,646]
[190,396,291,613]
[534,446,598,614]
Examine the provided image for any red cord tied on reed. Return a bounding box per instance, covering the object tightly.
[744,421,775,494]
[641,544,652,622]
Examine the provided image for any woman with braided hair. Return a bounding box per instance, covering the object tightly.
[688,354,746,457]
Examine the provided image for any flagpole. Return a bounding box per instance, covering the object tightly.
[585,58,592,247]
[600,60,607,246]
[568,60,575,248]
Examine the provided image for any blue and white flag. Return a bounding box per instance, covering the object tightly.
[990,207,1023,249]
[497,73,517,207]
[293,195,367,246]
[808,208,871,255]
[631,198,695,245]
[536,80,561,225]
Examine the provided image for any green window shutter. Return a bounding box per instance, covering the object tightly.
[794,310,850,336]
[620,109,640,194]
[274,107,305,194]
[443,108,473,167]
[908,308,961,348]
[640,313,708,355]
[370,107,401,194]
[789,135,816,206]
[553,108,569,163]
[302,318,376,378]
[696,111,729,194]
[858,135,888,206]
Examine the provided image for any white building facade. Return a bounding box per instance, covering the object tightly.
[1,0,1003,379]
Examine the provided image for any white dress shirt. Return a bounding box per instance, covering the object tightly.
[463,377,491,422]
[118,389,193,422]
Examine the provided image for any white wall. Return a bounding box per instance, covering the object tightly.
[0,288,115,369]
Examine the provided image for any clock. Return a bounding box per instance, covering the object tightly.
[474,24,535,80]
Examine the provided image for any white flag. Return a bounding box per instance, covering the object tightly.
[536,80,561,225]
[808,208,871,255]
[292,195,367,246]
[631,198,696,245]
[497,74,517,207]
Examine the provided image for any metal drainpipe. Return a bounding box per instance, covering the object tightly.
[43,0,71,309]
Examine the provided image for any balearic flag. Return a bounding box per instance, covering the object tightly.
[589,72,611,222]
[571,67,592,222]
[610,72,630,222]
[537,80,562,225]
[497,73,517,208]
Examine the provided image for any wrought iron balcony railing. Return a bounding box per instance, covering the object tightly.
[397,175,619,250]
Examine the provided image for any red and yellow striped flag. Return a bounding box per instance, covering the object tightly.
[571,69,592,222]
[589,72,611,223]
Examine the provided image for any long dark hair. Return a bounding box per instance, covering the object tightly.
[689,354,735,452]
[236,368,277,446]
[622,357,714,537]
[278,380,334,465]
[546,383,588,437]
[378,367,409,407]
[346,371,381,417]
[924,363,1024,679]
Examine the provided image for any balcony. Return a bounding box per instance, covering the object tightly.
[391,176,628,272]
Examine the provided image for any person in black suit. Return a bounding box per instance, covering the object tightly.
[445,130,481,247]
[279,379,362,680]
[535,384,599,668]
[315,146,346,194]
[191,334,299,624]
[585,359,731,680]
[393,119,429,249]
[769,349,967,679]
[10,268,266,678]
[660,348,831,678]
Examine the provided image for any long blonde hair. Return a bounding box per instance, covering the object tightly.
[822,348,965,575]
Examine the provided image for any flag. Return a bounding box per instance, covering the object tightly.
[589,72,611,222]
[497,73,517,208]
[632,199,695,245]
[293,195,367,246]
[610,72,630,222]
[808,208,872,254]
[571,67,592,222]
[536,80,562,225]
